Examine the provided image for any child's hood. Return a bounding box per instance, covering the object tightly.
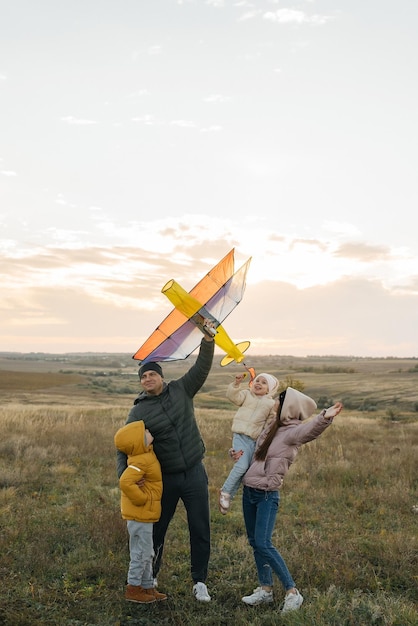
[280,387,317,423]
[114,420,148,456]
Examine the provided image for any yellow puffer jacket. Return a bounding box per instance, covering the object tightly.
[114,421,162,523]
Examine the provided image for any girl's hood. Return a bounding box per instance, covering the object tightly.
[280,387,317,423]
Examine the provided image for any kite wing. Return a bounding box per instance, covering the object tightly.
[132,248,251,364]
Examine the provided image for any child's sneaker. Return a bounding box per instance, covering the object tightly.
[125,584,156,603]
[193,582,211,602]
[242,586,273,605]
[219,491,231,514]
[282,589,303,612]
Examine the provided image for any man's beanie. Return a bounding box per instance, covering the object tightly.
[139,362,163,378]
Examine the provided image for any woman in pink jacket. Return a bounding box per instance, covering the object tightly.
[240,387,343,613]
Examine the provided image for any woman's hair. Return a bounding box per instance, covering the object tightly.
[254,390,286,461]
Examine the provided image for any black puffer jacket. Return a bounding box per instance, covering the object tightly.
[117,338,214,476]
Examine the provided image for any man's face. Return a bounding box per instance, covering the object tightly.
[140,370,164,396]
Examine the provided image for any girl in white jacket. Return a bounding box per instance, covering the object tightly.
[219,372,279,514]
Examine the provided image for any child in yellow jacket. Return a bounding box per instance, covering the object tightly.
[114,420,167,604]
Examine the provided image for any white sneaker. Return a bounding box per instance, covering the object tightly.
[219,491,231,514]
[193,582,211,602]
[282,589,303,612]
[242,586,273,606]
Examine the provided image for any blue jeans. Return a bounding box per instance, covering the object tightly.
[242,485,295,591]
[221,433,256,498]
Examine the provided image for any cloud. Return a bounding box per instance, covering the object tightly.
[335,242,391,262]
[130,109,222,132]
[127,89,150,98]
[3,213,417,292]
[263,9,332,25]
[1,213,417,355]
[231,278,418,357]
[131,114,158,125]
[147,45,162,55]
[0,242,243,303]
[0,170,17,177]
[55,193,77,208]
[170,119,197,128]
[238,10,261,22]
[203,94,231,103]
[60,116,98,125]
[200,125,223,132]
[1,274,417,357]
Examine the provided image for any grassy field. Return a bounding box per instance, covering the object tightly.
[0,352,417,625]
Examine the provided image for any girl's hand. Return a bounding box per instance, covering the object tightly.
[234,374,246,384]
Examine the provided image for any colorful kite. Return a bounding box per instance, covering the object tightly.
[132,248,254,373]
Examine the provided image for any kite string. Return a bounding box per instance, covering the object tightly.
[243,363,256,384]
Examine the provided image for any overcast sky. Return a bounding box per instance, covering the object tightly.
[1,0,418,359]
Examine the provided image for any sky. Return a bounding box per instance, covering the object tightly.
[1,0,418,359]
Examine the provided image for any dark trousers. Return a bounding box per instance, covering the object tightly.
[153,461,210,584]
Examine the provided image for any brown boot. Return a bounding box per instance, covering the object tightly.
[125,584,156,603]
[146,587,168,601]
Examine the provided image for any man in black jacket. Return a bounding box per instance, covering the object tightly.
[117,333,215,602]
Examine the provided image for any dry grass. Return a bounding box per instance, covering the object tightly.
[0,354,417,625]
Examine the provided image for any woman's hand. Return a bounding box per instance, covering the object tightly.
[228,448,244,462]
[323,402,343,419]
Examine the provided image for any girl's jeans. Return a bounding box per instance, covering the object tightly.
[221,433,255,498]
[242,485,296,591]
[127,520,154,588]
